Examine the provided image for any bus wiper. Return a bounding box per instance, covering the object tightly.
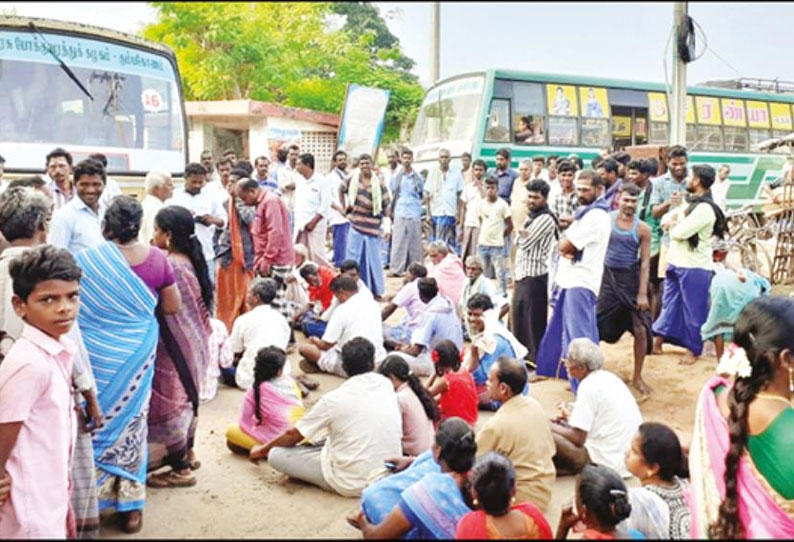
[29,22,94,101]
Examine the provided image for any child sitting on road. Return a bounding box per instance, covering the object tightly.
[225,346,304,455]
[0,246,83,538]
[426,340,478,426]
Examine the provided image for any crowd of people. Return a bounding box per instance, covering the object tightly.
[0,141,791,540]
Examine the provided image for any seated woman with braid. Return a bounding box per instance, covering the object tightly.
[225,346,304,454]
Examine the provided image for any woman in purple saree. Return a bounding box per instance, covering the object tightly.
[689,296,794,538]
[146,206,212,488]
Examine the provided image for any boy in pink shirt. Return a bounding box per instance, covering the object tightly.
[0,245,83,539]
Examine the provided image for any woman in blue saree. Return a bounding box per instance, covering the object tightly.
[75,197,181,533]
[349,417,476,539]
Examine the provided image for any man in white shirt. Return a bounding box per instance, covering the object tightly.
[460,159,486,263]
[250,337,402,497]
[201,149,221,185]
[44,147,75,210]
[139,170,174,244]
[711,164,731,212]
[277,144,301,229]
[294,152,332,268]
[204,158,233,207]
[87,153,123,208]
[166,162,227,283]
[48,158,108,255]
[228,278,291,389]
[551,338,642,478]
[326,150,350,268]
[298,275,385,377]
[535,169,610,394]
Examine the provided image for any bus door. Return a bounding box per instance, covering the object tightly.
[608,88,649,150]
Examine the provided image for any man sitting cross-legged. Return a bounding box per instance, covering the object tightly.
[249,338,402,497]
[298,275,385,377]
[550,338,642,478]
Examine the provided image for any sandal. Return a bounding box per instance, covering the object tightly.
[295,374,319,390]
[146,470,197,488]
[299,359,321,375]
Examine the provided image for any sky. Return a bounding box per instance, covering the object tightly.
[4,2,794,90]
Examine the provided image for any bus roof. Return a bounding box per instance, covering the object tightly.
[429,68,794,104]
[0,15,176,60]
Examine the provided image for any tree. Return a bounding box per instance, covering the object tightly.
[142,2,423,142]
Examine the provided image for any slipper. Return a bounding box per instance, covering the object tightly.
[146,471,197,488]
[299,359,321,375]
[295,374,319,390]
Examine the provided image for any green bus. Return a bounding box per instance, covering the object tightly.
[409,69,794,207]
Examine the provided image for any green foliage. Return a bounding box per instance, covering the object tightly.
[143,1,423,142]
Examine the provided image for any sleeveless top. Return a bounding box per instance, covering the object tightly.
[604,210,640,270]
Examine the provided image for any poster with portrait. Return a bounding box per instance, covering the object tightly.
[770,103,793,131]
[721,98,746,127]
[267,127,301,162]
[546,84,578,116]
[579,86,608,118]
[648,92,669,122]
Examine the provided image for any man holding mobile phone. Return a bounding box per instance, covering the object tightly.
[167,163,227,284]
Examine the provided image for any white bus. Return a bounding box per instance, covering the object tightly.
[0,15,188,191]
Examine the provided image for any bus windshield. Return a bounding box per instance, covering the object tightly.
[411,75,484,147]
[0,27,185,174]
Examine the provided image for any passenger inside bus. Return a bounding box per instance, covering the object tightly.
[515,116,545,144]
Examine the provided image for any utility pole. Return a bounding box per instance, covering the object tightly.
[429,2,440,85]
[670,1,688,146]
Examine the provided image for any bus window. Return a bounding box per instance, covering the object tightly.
[411,75,485,147]
[649,122,669,145]
[485,98,511,143]
[723,127,748,151]
[748,129,771,149]
[548,118,578,146]
[581,118,610,147]
[695,125,724,151]
[512,81,545,144]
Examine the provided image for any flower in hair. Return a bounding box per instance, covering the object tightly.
[431,349,440,363]
[716,342,753,379]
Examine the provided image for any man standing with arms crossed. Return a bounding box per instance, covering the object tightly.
[534,170,610,394]
[294,153,332,268]
[653,165,724,366]
[425,148,464,255]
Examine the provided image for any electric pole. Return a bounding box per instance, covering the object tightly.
[670,2,688,146]
[429,2,440,85]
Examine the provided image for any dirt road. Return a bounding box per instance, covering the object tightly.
[103,277,716,538]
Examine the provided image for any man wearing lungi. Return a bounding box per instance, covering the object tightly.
[535,170,610,394]
[595,183,653,396]
[653,164,725,365]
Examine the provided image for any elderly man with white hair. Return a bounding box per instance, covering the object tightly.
[549,338,642,478]
[426,239,466,309]
[139,170,174,243]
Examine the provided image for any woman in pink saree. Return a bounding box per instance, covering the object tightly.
[689,296,794,539]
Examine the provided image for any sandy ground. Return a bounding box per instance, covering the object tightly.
[102,276,718,539]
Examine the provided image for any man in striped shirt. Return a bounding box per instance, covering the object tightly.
[512,180,559,363]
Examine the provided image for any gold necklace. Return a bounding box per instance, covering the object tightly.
[756,393,793,406]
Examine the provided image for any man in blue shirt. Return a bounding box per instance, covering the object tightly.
[253,155,278,191]
[425,148,464,255]
[488,148,519,205]
[389,148,425,277]
[49,158,107,255]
